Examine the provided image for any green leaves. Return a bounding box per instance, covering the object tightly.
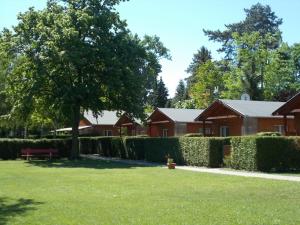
[190,60,222,108]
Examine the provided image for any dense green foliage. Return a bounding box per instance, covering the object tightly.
[231,136,300,171]
[256,132,281,136]
[203,3,282,59]
[185,3,300,105]
[172,79,189,108]
[0,138,72,159]
[0,137,226,168]
[0,0,169,158]
[186,46,212,89]
[79,136,226,167]
[190,60,222,107]
[148,77,169,108]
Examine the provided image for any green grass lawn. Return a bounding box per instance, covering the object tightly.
[1,160,300,225]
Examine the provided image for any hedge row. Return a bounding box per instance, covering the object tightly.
[0,136,227,168]
[0,138,72,159]
[231,136,300,172]
[79,136,227,167]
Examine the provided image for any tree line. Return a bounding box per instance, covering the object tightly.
[0,1,299,157]
[0,0,170,157]
[171,3,300,109]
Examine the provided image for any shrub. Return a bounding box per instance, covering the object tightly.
[231,136,300,171]
[231,136,257,171]
[256,132,281,136]
[120,137,226,167]
[143,138,183,164]
[0,138,72,159]
[0,136,228,169]
[79,137,123,157]
[183,133,203,137]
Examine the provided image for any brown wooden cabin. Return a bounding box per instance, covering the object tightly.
[147,108,212,137]
[79,110,120,136]
[115,113,147,136]
[273,92,300,135]
[196,99,295,137]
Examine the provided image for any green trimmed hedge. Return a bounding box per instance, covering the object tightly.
[79,137,227,167]
[0,136,227,168]
[0,138,72,159]
[79,137,123,157]
[231,136,300,172]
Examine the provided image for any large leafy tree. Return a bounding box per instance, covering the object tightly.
[264,43,300,101]
[2,0,169,158]
[221,32,277,100]
[204,3,282,59]
[190,60,222,108]
[291,43,300,80]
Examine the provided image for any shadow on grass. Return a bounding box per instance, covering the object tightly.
[26,158,159,170]
[0,197,43,225]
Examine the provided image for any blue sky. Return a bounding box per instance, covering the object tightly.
[1,0,300,97]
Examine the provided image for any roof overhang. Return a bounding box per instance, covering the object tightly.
[272,92,300,116]
[147,108,175,123]
[196,99,244,121]
[55,126,92,132]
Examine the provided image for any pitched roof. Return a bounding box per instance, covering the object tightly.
[198,99,285,119]
[155,108,204,122]
[115,113,144,126]
[220,99,285,117]
[272,92,300,115]
[83,110,120,125]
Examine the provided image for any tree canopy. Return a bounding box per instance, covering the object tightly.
[1,0,169,157]
[203,3,282,59]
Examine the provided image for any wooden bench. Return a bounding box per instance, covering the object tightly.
[21,148,59,160]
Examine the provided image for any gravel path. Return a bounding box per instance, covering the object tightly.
[81,154,300,182]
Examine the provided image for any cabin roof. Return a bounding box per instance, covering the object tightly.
[197,99,286,120]
[273,92,300,115]
[83,110,120,125]
[149,108,204,123]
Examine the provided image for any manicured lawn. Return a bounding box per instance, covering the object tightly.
[1,160,300,225]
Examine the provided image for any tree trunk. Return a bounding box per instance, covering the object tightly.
[71,104,80,159]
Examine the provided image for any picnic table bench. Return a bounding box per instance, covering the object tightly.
[21,148,59,160]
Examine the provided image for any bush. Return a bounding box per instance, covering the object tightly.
[256,132,281,137]
[183,133,203,137]
[116,137,226,167]
[0,138,72,159]
[231,136,300,172]
[79,137,123,157]
[0,136,228,169]
[179,137,225,167]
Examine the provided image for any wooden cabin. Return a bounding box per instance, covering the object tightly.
[147,108,211,137]
[196,99,295,136]
[114,113,147,136]
[273,92,300,135]
[79,110,120,136]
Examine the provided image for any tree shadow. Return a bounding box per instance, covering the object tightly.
[0,197,43,225]
[26,158,159,170]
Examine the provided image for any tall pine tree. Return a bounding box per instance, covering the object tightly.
[173,79,188,104]
[204,3,282,59]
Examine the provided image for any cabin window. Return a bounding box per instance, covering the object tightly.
[220,126,229,137]
[162,129,168,137]
[175,123,187,136]
[131,129,136,136]
[104,130,112,136]
[273,125,285,134]
[199,128,211,135]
